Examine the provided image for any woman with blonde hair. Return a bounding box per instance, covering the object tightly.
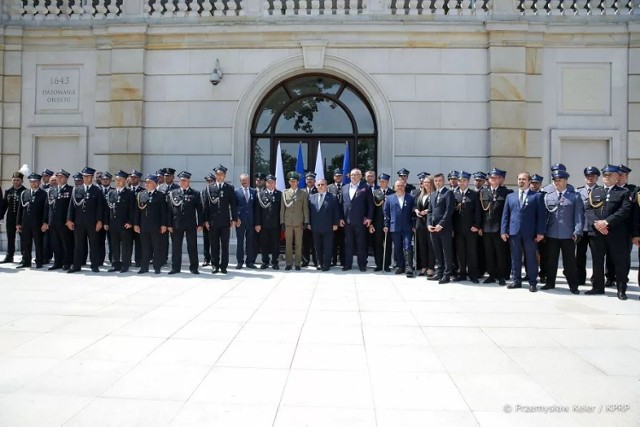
[414,174,435,277]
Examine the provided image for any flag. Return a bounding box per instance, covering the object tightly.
[342,141,350,185]
[275,142,285,191]
[295,142,305,189]
[314,141,325,181]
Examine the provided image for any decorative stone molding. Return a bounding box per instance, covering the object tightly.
[301,41,328,69]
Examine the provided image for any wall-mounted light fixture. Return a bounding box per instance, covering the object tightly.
[209,59,223,86]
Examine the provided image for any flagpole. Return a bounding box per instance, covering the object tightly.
[275,141,285,191]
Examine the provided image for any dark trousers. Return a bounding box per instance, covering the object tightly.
[509,233,538,284]
[591,232,628,292]
[140,230,163,273]
[416,226,434,270]
[5,221,19,259]
[344,223,368,269]
[21,226,44,266]
[163,232,170,264]
[537,239,548,279]
[392,231,413,269]
[546,237,578,289]
[260,227,280,266]
[576,233,594,285]
[171,228,198,271]
[430,228,453,277]
[110,227,133,270]
[606,240,632,284]
[235,223,254,265]
[477,233,486,276]
[313,230,334,269]
[484,232,508,280]
[209,225,230,269]
[332,227,345,266]
[302,228,317,265]
[50,223,73,267]
[455,230,479,280]
[374,228,392,269]
[252,229,261,264]
[132,232,141,267]
[43,230,52,262]
[97,228,108,265]
[202,227,211,262]
[73,222,100,269]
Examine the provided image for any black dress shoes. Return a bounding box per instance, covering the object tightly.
[295,266,301,271]
[452,275,466,282]
[202,260,211,267]
[498,279,507,286]
[301,262,309,267]
[168,270,180,275]
[384,268,391,273]
[236,263,243,270]
[246,264,257,269]
[341,266,350,271]
[374,267,382,272]
[137,269,148,274]
[190,269,200,275]
[35,264,43,269]
[272,265,279,270]
[529,285,538,293]
[91,267,100,273]
[107,267,119,272]
[322,267,330,272]
[605,279,616,288]
[483,277,496,284]
[507,281,522,289]
[16,263,29,269]
[48,265,62,271]
[62,265,71,271]
[220,268,227,274]
[359,267,367,272]
[119,268,129,273]
[540,284,555,290]
[395,268,405,275]
[67,267,80,273]
[260,264,269,270]
[428,275,442,281]
[470,279,480,284]
[569,288,580,295]
[285,266,292,271]
[213,267,220,274]
[585,289,605,295]
[438,276,451,284]
[618,292,628,300]
[0,258,13,264]
[154,270,161,274]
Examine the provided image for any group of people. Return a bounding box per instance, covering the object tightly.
[1,162,638,300]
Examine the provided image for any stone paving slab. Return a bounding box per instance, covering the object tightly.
[0,257,639,426]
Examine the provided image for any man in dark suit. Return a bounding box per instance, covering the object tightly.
[1,172,26,264]
[501,172,546,292]
[327,169,345,266]
[585,164,632,299]
[479,168,513,286]
[47,170,74,270]
[128,170,144,268]
[167,171,203,275]
[67,167,105,273]
[452,171,482,283]
[254,174,281,270]
[371,173,394,272]
[234,173,256,269]
[427,173,455,283]
[340,168,374,272]
[384,179,415,277]
[16,173,49,268]
[308,178,341,271]
[134,174,168,274]
[104,170,135,273]
[203,164,238,274]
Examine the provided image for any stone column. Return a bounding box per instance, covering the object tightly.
[94,25,146,173]
[1,27,23,182]
[487,22,541,185]
[629,23,640,173]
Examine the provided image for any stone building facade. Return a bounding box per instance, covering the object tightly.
[0,0,638,191]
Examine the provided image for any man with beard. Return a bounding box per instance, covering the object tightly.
[47,170,74,270]
[16,173,49,268]
[104,171,135,273]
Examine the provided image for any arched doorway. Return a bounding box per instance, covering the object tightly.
[250,74,377,180]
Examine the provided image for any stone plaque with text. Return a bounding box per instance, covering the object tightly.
[36,66,81,113]
[560,64,611,115]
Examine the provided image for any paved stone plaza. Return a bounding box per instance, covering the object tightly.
[0,259,639,427]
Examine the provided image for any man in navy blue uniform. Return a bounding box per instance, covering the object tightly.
[16,173,49,268]
[104,170,135,273]
[167,171,203,275]
[576,166,601,286]
[427,173,455,283]
[67,167,105,273]
[254,175,282,270]
[584,164,632,299]
[501,172,545,292]
[308,178,341,271]
[541,169,584,294]
[452,171,482,283]
[340,168,374,272]
[384,179,416,277]
[1,172,26,264]
[327,169,345,267]
[134,174,168,274]
[371,173,394,272]
[235,173,256,269]
[47,170,74,270]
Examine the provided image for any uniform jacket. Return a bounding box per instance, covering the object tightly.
[501,190,546,237]
[254,189,282,229]
[105,187,136,231]
[327,182,343,205]
[480,186,513,233]
[280,188,309,227]
[235,186,256,226]
[48,184,73,227]
[17,188,49,228]
[203,182,238,227]
[67,184,105,226]
[134,190,168,233]
[584,185,631,236]
[543,189,584,239]
[308,192,341,233]
[341,182,374,225]
[452,188,482,233]
[168,187,203,230]
[372,187,394,229]
[426,187,455,230]
[577,184,601,232]
[384,193,415,233]
[2,186,26,224]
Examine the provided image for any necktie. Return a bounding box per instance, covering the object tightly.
[318,194,324,210]
[436,189,440,204]
[244,188,249,202]
[558,192,563,202]
[587,187,592,196]
[519,190,525,207]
